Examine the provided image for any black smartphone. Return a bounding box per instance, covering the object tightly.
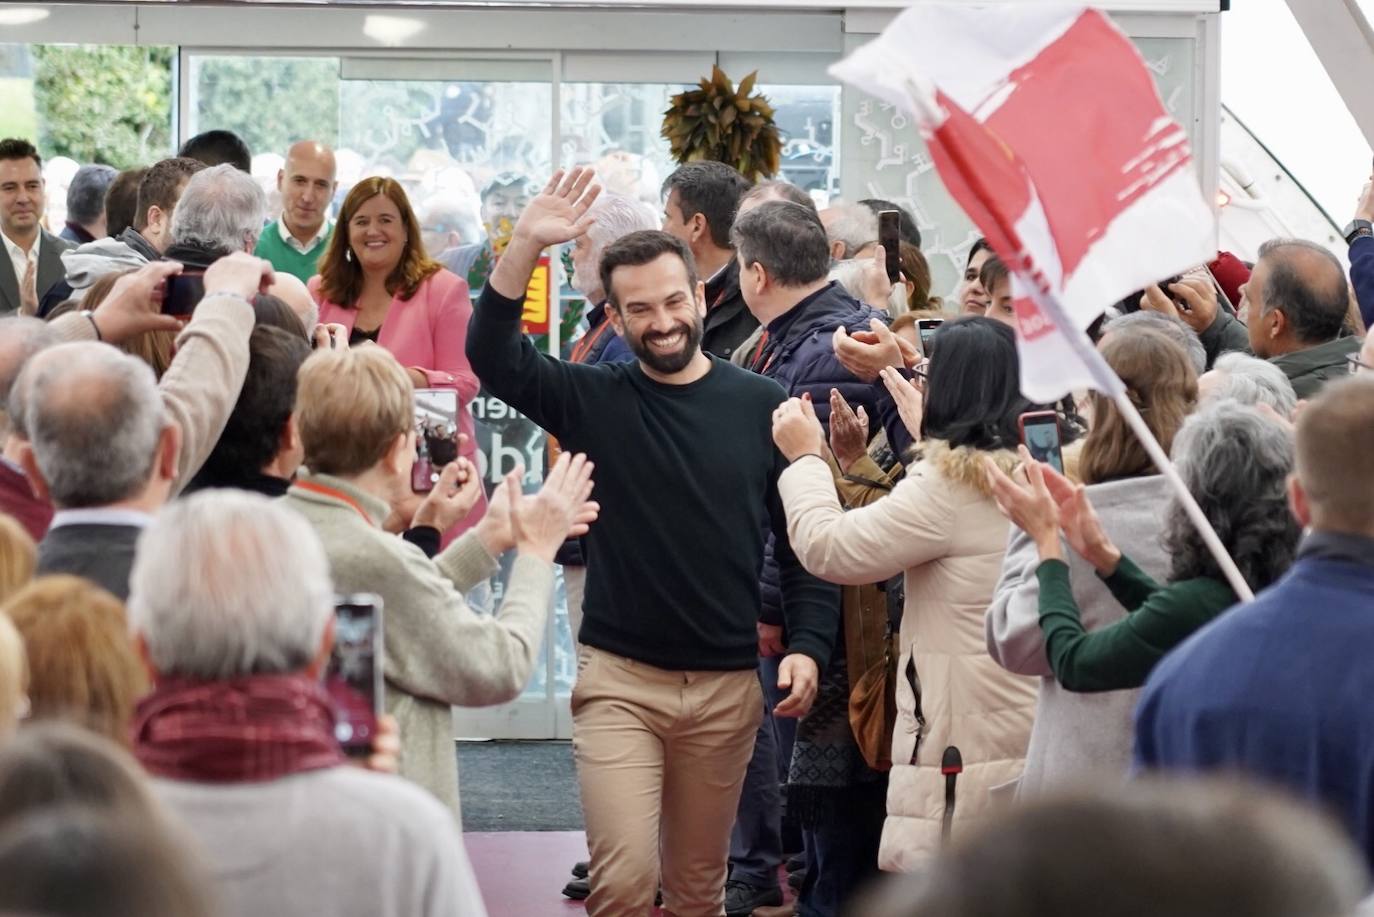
[1018,410,1064,475]
[412,389,459,493]
[917,318,943,355]
[879,210,901,284]
[161,270,205,316]
[325,595,384,757]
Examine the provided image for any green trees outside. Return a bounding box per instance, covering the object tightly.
[33,45,174,168]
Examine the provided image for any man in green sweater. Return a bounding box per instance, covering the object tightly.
[253,140,336,283]
[467,169,838,916]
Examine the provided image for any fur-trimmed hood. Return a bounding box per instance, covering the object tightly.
[922,439,1019,498]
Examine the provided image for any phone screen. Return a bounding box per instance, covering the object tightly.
[161,270,205,316]
[879,210,901,284]
[325,596,383,756]
[917,318,943,355]
[1020,412,1064,474]
[413,389,460,493]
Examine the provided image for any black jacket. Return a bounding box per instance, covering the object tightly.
[701,260,759,361]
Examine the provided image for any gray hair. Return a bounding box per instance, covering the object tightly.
[1102,310,1206,375]
[829,259,908,315]
[0,317,57,441]
[1164,398,1299,590]
[170,163,267,257]
[65,164,118,226]
[738,180,817,217]
[1203,352,1299,417]
[19,343,165,508]
[730,200,831,288]
[586,190,660,256]
[128,491,334,680]
[1255,238,1349,345]
[823,204,879,260]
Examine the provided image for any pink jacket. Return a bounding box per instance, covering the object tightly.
[309,268,486,537]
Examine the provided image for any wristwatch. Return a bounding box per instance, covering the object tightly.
[1343,218,1373,245]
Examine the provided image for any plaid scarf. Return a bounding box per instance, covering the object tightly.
[133,673,345,783]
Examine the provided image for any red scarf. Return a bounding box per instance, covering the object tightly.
[132,673,345,783]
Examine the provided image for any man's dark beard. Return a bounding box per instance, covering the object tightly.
[627,317,703,375]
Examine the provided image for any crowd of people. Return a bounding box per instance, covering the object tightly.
[2,121,1374,917]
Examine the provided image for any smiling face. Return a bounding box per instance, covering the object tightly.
[347,193,407,277]
[606,252,705,376]
[0,157,44,244]
[279,143,337,239]
[960,247,992,314]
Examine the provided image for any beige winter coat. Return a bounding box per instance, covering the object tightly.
[778,442,1037,871]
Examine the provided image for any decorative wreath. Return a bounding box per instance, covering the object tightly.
[662,66,782,181]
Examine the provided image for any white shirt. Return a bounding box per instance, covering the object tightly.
[277,213,331,254]
[47,507,154,531]
[2,229,38,295]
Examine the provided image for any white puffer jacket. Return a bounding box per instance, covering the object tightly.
[778,442,1037,871]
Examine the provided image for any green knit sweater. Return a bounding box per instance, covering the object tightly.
[1035,555,1236,692]
[253,220,330,282]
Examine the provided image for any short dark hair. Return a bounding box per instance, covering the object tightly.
[1257,238,1349,345]
[0,138,40,169]
[979,256,1009,297]
[134,158,204,232]
[739,180,818,216]
[730,200,831,288]
[104,168,147,239]
[178,129,251,173]
[65,165,118,226]
[661,162,751,249]
[197,326,310,480]
[599,230,699,310]
[858,198,921,249]
[966,237,991,267]
[922,316,1033,449]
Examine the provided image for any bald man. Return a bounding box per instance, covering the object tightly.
[1239,238,1361,399]
[254,140,337,282]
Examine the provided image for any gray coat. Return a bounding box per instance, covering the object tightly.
[985,475,1171,798]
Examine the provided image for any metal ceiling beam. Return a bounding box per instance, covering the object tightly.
[1284,0,1374,150]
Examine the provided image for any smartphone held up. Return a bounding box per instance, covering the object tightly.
[412,389,460,493]
[325,595,384,757]
[1018,410,1064,475]
[161,270,206,317]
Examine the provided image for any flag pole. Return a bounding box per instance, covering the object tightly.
[1024,277,1256,603]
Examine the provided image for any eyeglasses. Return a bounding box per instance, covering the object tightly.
[1346,353,1373,375]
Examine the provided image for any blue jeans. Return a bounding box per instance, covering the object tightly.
[795,780,887,917]
[726,654,796,888]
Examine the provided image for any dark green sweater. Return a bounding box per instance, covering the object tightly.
[1036,555,1236,692]
[466,284,839,671]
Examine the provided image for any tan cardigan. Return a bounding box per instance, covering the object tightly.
[282,471,553,821]
[51,293,254,494]
[779,443,1037,871]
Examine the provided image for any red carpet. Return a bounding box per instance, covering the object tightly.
[467,831,590,916]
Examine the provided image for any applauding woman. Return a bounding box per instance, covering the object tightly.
[310,177,483,535]
[771,316,1038,872]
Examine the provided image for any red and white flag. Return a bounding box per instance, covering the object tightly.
[831,5,1216,402]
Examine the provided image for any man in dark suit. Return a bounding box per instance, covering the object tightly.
[0,138,73,315]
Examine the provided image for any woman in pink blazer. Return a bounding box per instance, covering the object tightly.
[309,176,485,540]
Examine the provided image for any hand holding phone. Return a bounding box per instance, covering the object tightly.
[325,595,384,757]
[917,318,943,356]
[1018,410,1064,475]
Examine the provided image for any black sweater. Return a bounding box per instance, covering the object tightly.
[467,285,838,671]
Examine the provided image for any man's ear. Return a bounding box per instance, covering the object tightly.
[276,168,286,193]
[157,421,182,484]
[695,281,707,318]
[829,239,846,261]
[690,212,710,246]
[281,412,302,457]
[1288,473,1312,529]
[146,204,166,235]
[1269,307,1288,340]
[134,632,160,685]
[305,615,336,680]
[17,441,49,502]
[605,302,625,337]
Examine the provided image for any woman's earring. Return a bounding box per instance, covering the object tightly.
[345,248,353,263]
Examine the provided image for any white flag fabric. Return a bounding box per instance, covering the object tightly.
[831,4,1216,402]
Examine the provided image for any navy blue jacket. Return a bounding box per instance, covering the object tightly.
[754,281,886,625]
[1135,532,1374,873]
[1350,235,1374,330]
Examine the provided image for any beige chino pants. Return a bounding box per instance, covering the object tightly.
[572,645,763,916]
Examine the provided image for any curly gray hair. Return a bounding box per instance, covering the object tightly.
[1163,398,1299,589]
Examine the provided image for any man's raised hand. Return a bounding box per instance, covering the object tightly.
[511,168,602,249]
